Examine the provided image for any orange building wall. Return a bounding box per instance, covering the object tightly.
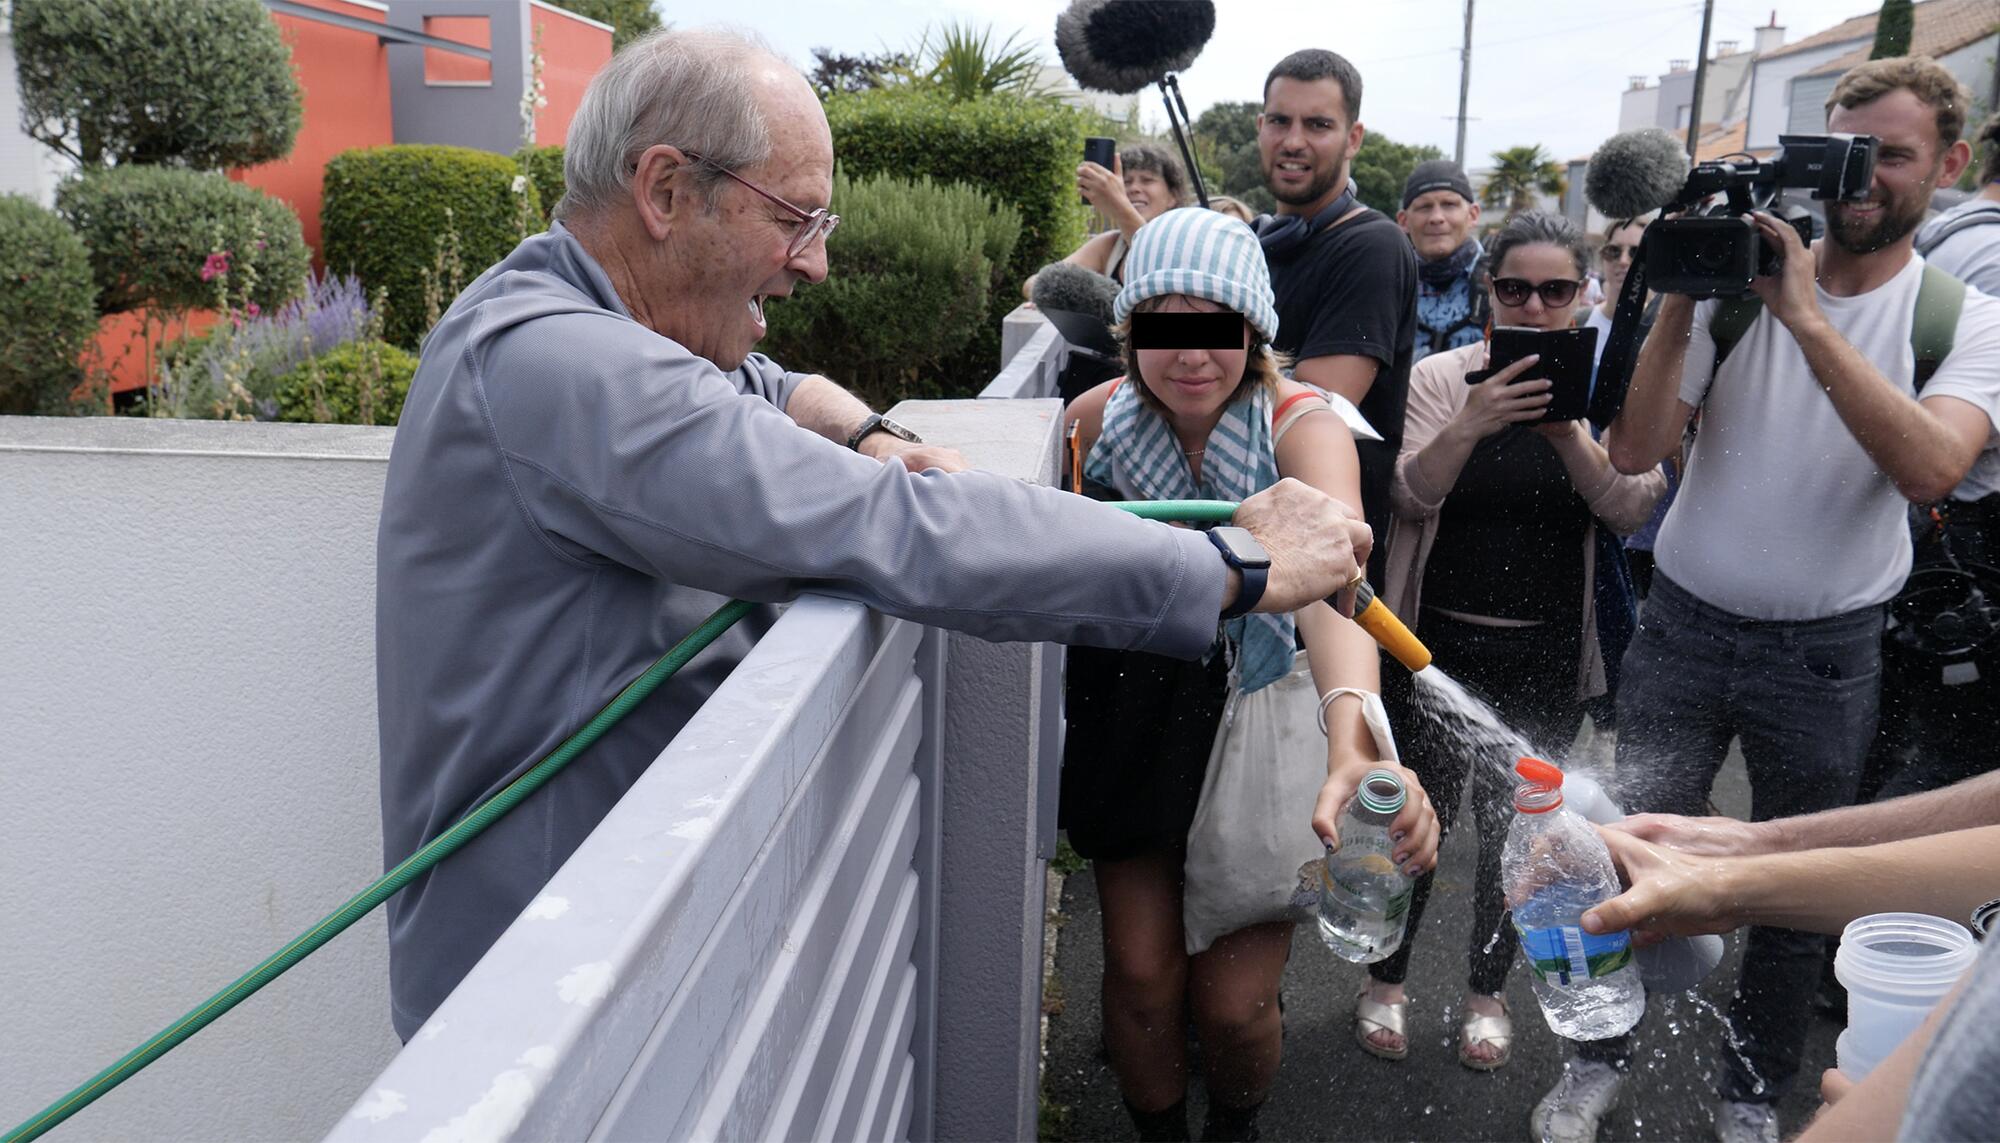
[533,3,614,147]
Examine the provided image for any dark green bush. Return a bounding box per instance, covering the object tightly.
[274,340,417,426]
[56,166,310,316]
[515,144,566,224]
[0,195,98,414]
[322,145,540,347]
[12,0,300,169]
[761,170,1019,406]
[826,90,1090,383]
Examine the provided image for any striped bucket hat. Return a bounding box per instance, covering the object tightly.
[1113,207,1279,343]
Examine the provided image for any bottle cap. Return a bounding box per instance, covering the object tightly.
[1513,755,1564,813]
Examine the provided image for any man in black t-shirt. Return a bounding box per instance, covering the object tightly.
[1256,49,1418,581]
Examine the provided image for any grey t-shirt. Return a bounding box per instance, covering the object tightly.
[377,222,1227,1038]
[1898,931,2000,1141]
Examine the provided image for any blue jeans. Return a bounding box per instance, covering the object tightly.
[1579,573,1883,1103]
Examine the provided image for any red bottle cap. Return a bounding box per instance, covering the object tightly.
[1514,756,1565,813]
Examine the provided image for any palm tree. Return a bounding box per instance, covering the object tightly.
[904,22,1050,102]
[1481,145,1568,218]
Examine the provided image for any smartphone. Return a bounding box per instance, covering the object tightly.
[1082,136,1116,206]
[1480,325,1599,422]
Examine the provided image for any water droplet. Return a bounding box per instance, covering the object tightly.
[1423,1104,1435,1116]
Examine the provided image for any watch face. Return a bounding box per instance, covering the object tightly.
[1210,526,1271,569]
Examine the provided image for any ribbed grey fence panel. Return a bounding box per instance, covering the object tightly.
[326,601,932,1143]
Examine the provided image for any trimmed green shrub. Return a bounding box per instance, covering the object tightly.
[761,170,1019,406]
[0,195,98,414]
[56,166,310,316]
[12,0,300,169]
[274,340,417,426]
[827,90,1088,296]
[515,144,567,224]
[322,145,541,347]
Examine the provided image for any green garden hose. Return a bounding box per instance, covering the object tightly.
[7,497,1423,1142]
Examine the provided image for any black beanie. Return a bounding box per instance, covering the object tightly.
[1402,159,1475,209]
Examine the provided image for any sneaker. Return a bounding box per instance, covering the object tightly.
[1713,1100,1779,1143]
[1530,1059,1626,1143]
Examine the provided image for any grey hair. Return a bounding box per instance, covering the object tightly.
[557,28,777,220]
[1482,209,1591,280]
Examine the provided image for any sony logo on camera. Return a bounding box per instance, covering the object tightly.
[1644,133,1879,299]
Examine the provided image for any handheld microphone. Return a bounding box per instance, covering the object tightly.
[1584,128,1691,222]
[1031,262,1122,358]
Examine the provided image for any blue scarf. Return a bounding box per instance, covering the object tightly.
[1086,382,1294,694]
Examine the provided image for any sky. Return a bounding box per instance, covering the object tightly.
[662,0,1886,168]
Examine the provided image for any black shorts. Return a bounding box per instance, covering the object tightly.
[1057,643,1229,862]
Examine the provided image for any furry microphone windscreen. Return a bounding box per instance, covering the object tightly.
[1585,128,1691,221]
[1031,262,1121,324]
[1054,0,1215,95]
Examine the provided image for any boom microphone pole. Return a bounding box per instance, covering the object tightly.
[1055,0,1217,207]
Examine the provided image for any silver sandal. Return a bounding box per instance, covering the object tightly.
[1458,996,1513,1071]
[1354,988,1409,1061]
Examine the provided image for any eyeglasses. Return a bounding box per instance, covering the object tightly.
[1600,243,1640,264]
[682,149,840,260]
[1491,277,1584,308]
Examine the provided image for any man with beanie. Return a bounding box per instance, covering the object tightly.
[1398,159,1487,360]
[1256,48,1419,580]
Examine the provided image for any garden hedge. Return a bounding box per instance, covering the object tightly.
[761,170,1018,406]
[823,90,1090,385]
[0,195,98,414]
[322,145,540,347]
[515,144,567,224]
[56,166,310,317]
[275,340,417,426]
[12,0,300,170]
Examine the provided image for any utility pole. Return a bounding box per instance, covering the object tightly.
[1684,0,1716,161]
[1454,0,1475,167]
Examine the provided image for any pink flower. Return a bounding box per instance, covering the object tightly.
[245,302,261,317]
[200,251,231,282]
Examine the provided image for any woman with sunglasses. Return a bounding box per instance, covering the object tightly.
[1061,207,1439,1142]
[1352,211,1665,1072]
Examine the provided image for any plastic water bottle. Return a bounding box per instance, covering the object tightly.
[1503,756,1645,1040]
[1317,768,1414,963]
[1561,768,1726,994]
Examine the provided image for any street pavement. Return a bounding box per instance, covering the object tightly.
[1040,745,1843,1142]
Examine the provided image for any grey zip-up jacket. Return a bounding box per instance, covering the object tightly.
[376,222,1226,1038]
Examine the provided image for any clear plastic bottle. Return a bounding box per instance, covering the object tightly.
[1503,756,1645,1039]
[1317,768,1414,964]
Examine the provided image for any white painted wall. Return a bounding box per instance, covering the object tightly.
[0,416,401,1142]
[1746,40,1864,150]
[0,10,73,205]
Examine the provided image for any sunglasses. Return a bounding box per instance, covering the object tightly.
[1128,311,1245,350]
[1600,243,1640,263]
[1491,277,1584,308]
[682,149,840,260]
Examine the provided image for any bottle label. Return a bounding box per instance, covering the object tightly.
[1516,923,1632,986]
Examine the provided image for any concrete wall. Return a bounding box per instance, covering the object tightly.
[1746,40,1863,151]
[0,416,401,1141]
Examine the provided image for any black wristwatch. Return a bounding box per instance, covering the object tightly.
[846,413,922,452]
[1208,526,1271,620]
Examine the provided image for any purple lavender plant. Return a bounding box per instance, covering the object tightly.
[197,273,374,403]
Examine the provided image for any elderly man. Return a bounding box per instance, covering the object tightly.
[374,28,1386,1041]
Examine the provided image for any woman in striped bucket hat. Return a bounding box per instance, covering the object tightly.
[1058,205,1439,1141]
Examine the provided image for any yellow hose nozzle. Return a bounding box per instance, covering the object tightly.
[1348,580,1432,673]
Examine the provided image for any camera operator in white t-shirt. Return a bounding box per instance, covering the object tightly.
[1529,56,2000,1143]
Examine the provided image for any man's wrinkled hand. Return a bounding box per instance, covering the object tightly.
[1233,477,1371,614]
[860,436,970,474]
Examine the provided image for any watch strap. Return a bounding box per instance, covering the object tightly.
[1210,528,1269,620]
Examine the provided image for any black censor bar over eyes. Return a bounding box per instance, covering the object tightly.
[1128,311,1242,351]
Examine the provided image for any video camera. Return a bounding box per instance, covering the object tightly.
[1643,133,1877,298]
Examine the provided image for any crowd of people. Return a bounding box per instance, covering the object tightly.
[1036,45,2000,1143]
[370,23,2000,1143]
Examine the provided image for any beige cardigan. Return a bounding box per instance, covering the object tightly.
[1384,342,1668,699]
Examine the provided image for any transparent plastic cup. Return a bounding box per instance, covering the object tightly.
[1833,912,1977,1079]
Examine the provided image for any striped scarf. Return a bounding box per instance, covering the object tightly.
[1086,382,1293,694]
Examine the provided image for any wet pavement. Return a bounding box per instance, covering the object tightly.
[1040,745,1842,1142]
